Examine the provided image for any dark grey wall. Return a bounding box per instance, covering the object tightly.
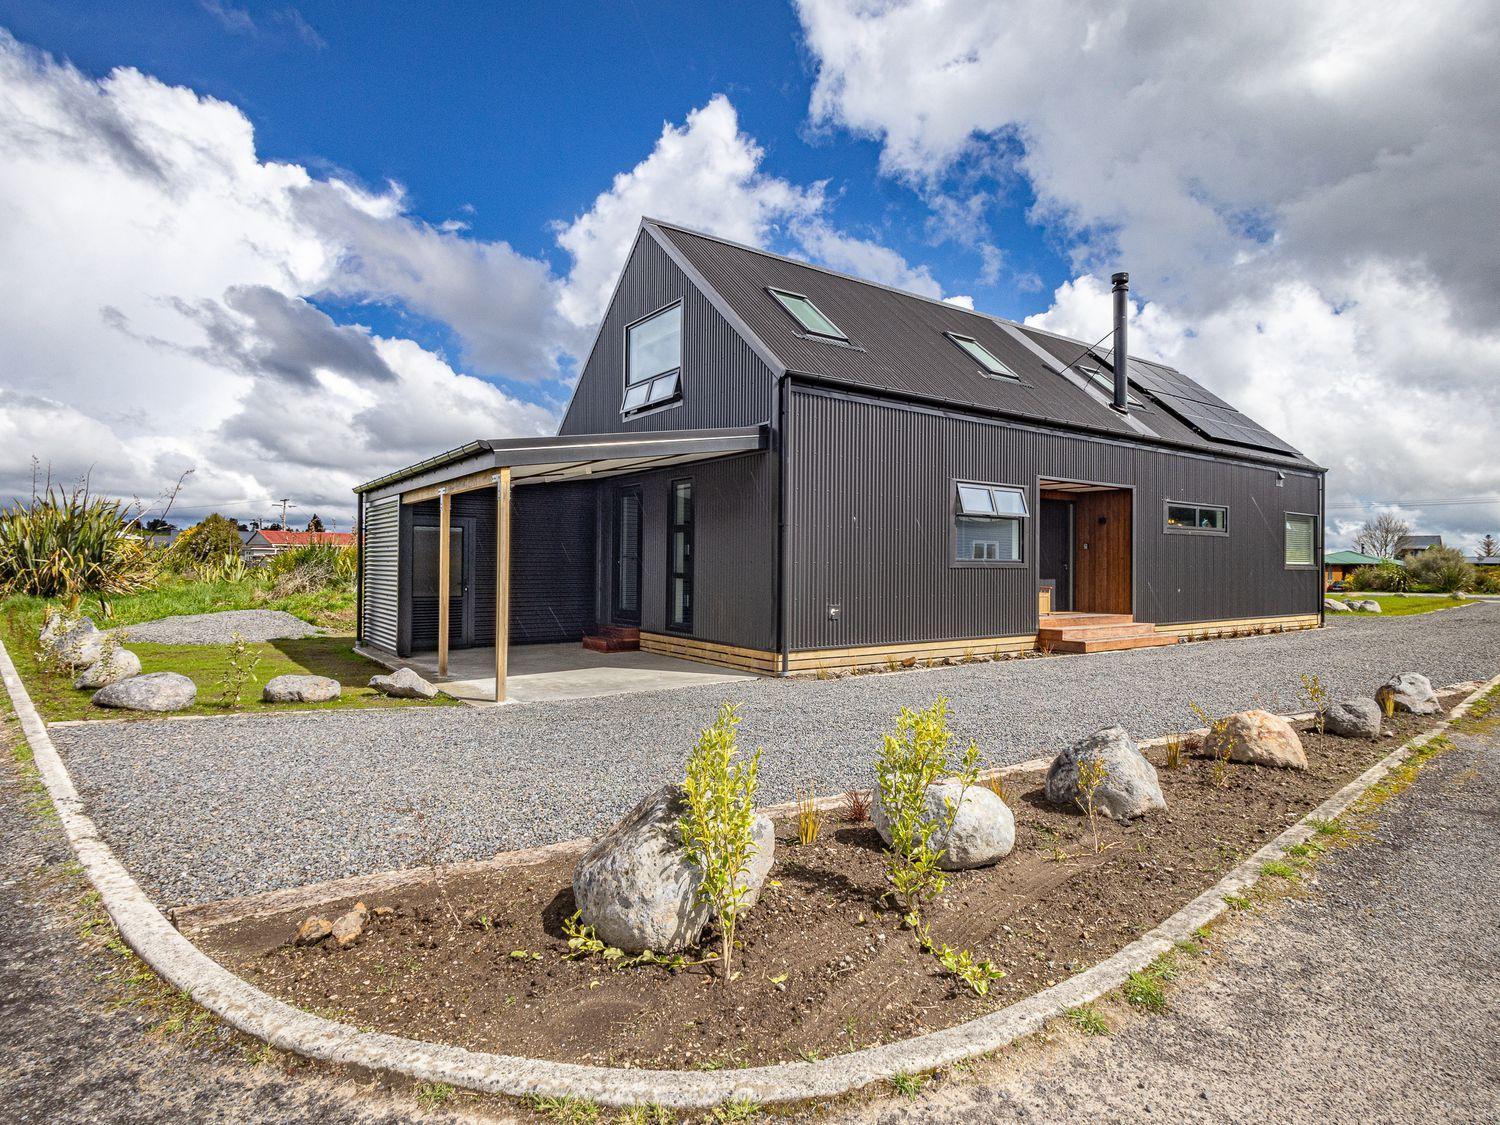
[600,452,778,651]
[510,481,597,645]
[559,231,775,436]
[785,384,1323,651]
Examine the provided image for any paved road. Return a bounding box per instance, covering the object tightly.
[51,602,1500,904]
[0,727,483,1124]
[839,718,1500,1124]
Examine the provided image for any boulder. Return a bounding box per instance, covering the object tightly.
[1358,599,1382,613]
[330,902,369,948]
[295,917,333,946]
[368,667,439,700]
[1324,697,1383,739]
[1324,598,1350,612]
[263,673,342,703]
[1379,672,1440,715]
[872,779,1015,869]
[72,648,142,690]
[1045,726,1167,821]
[572,783,775,954]
[1201,709,1308,769]
[48,618,105,667]
[91,672,197,712]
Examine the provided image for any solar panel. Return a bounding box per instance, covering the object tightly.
[1148,393,1301,455]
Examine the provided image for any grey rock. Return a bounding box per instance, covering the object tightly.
[572,783,774,954]
[72,649,142,690]
[1359,599,1383,613]
[1201,709,1308,769]
[49,618,105,668]
[1324,598,1351,612]
[1380,672,1440,715]
[872,778,1015,869]
[1325,697,1383,739]
[1045,726,1167,821]
[91,672,197,713]
[262,674,341,704]
[368,667,438,700]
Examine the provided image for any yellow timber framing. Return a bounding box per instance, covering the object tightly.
[402,467,499,506]
[788,634,1036,674]
[494,467,511,702]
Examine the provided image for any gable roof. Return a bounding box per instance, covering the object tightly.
[250,530,355,547]
[1325,550,1382,565]
[1395,534,1443,551]
[643,219,1317,470]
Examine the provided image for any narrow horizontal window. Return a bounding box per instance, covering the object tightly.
[1285,513,1317,567]
[623,303,682,415]
[946,332,1018,380]
[953,479,1028,566]
[956,482,1029,518]
[768,288,846,340]
[1166,502,1228,533]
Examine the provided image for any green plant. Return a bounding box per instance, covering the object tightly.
[613,1106,673,1125]
[0,486,155,611]
[1075,755,1110,853]
[560,912,697,972]
[172,513,244,566]
[414,1081,456,1110]
[979,772,1012,803]
[917,930,1005,996]
[1064,1004,1109,1035]
[215,631,260,709]
[890,1072,928,1098]
[1260,859,1299,879]
[874,697,980,926]
[678,702,763,986]
[1300,672,1329,734]
[1191,703,1234,789]
[1163,733,1185,769]
[524,1094,601,1124]
[1122,969,1167,1012]
[794,783,822,845]
[710,1099,761,1123]
[1406,545,1475,592]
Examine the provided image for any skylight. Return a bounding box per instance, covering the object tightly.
[1076,362,1143,407]
[946,332,1018,380]
[768,288,846,340]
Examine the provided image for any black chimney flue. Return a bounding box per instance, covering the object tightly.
[1110,271,1129,413]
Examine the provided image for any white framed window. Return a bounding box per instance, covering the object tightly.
[623,303,682,415]
[946,332,1018,381]
[1165,501,1229,534]
[953,480,1028,566]
[1285,512,1318,568]
[767,287,846,340]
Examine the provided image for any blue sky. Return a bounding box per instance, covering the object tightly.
[1,1,1496,545]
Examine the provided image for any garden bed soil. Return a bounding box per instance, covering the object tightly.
[193,700,1459,1070]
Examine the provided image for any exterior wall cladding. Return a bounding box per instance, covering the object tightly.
[785,385,1322,652]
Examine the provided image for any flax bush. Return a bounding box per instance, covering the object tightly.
[678,702,763,985]
[0,487,154,611]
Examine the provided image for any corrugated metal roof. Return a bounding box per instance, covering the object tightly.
[648,220,1315,469]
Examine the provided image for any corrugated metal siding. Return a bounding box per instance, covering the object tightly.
[787,386,1323,651]
[558,232,775,435]
[602,452,778,651]
[510,482,598,644]
[361,496,399,651]
[654,224,1314,470]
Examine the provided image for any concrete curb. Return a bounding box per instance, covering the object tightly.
[3,631,1493,1110]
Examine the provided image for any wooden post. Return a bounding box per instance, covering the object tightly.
[495,467,511,702]
[437,489,450,677]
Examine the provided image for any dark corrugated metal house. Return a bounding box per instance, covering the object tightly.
[354,219,1325,699]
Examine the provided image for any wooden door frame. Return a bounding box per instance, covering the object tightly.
[1035,475,1136,618]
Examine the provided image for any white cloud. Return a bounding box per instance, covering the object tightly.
[796,0,1500,548]
[791,219,944,297]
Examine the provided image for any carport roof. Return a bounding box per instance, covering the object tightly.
[354,424,769,496]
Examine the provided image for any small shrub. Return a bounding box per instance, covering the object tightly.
[1163,733,1185,769]
[215,632,260,710]
[1299,673,1329,734]
[917,930,1004,996]
[1376,685,1397,719]
[1406,545,1475,592]
[1191,703,1234,789]
[172,513,244,566]
[842,788,871,822]
[0,486,155,610]
[979,772,1012,804]
[679,703,763,985]
[1075,755,1110,853]
[794,784,822,846]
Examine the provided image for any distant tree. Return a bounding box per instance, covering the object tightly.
[173,513,243,563]
[1406,545,1476,592]
[1478,534,1499,560]
[306,513,325,533]
[1353,513,1410,559]
[142,517,176,533]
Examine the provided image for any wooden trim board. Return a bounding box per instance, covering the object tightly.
[639,632,781,674]
[1155,613,1319,640]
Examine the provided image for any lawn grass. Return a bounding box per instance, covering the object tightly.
[1327,593,1478,617]
[3,579,452,722]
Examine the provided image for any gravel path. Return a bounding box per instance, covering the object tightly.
[840,717,1500,1123]
[53,604,1500,905]
[112,609,320,645]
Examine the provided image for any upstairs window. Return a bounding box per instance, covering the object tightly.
[1285,513,1318,568]
[768,288,846,340]
[623,303,682,414]
[953,480,1029,565]
[946,332,1018,381]
[1166,502,1229,534]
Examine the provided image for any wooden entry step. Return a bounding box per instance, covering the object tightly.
[582,625,640,653]
[1037,614,1180,654]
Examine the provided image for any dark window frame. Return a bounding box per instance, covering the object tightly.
[944,331,1020,382]
[666,478,694,633]
[621,300,683,418]
[949,478,1029,570]
[766,286,849,342]
[1163,500,1230,536]
[612,485,644,625]
[1284,511,1319,570]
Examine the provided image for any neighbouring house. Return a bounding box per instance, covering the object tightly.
[1394,534,1443,559]
[243,528,355,564]
[354,219,1326,700]
[1324,549,1382,588]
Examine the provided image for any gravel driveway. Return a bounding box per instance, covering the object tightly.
[52,603,1500,905]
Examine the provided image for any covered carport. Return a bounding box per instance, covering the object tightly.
[353,425,769,702]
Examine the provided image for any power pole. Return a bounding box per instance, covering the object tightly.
[274,498,294,530]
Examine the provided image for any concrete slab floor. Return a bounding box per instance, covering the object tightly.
[360,641,759,704]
